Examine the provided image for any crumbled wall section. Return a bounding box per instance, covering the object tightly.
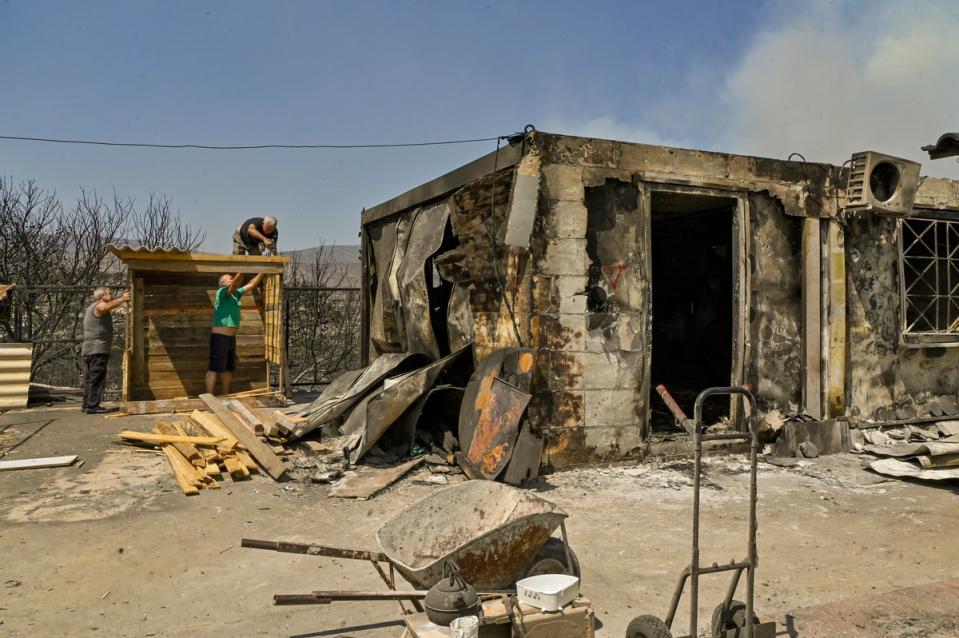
[845,213,959,416]
[440,168,535,364]
[747,193,803,411]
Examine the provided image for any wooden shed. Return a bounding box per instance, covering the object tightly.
[107,246,289,402]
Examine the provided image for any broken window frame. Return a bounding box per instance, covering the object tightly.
[898,211,959,346]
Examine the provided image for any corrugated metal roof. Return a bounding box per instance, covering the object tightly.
[106,244,191,257]
[0,284,14,302]
[0,343,32,409]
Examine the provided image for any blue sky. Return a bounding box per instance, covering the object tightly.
[2,1,957,251]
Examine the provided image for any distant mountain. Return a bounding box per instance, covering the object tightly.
[282,244,361,287]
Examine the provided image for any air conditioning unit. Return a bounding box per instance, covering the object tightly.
[845,151,921,215]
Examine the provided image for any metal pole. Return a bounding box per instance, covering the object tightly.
[690,396,703,637]
[745,396,759,638]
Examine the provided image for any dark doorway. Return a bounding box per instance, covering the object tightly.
[649,192,736,432]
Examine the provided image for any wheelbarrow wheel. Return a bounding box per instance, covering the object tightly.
[521,538,581,580]
[711,599,760,637]
[625,614,672,638]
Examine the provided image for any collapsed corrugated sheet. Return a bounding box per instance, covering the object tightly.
[861,422,959,481]
[292,352,431,438]
[341,346,472,463]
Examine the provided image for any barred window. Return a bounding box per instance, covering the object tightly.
[899,217,959,336]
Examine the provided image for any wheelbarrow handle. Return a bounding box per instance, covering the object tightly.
[241,538,388,562]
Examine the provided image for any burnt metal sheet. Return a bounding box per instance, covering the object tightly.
[384,213,414,352]
[465,377,531,480]
[368,221,398,353]
[375,480,567,589]
[501,421,545,486]
[869,457,959,481]
[343,346,472,463]
[398,201,451,358]
[862,441,959,458]
[446,284,473,352]
[387,385,465,453]
[0,343,32,409]
[291,352,430,439]
[361,141,526,227]
[458,348,535,452]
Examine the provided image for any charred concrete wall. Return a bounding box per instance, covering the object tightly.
[530,135,810,466]
[747,193,803,412]
[845,212,959,417]
[532,167,648,468]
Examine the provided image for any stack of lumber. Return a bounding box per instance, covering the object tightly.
[114,394,302,495]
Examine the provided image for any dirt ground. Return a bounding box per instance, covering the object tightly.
[1,407,958,638]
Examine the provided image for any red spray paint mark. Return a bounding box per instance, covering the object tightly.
[602,263,627,290]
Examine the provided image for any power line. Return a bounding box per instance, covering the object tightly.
[0,133,504,150]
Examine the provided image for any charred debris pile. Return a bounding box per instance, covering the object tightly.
[287,344,544,493]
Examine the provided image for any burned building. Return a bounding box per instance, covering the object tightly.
[357,131,959,469]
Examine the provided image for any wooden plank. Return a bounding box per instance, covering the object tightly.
[190,410,241,448]
[155,421,204,467]
[225,399,266,434]
[145,361,267,376]
[271,410,300,435]
[124,393,284,415]
[0,455,78,471]
[118,431,223,446]
[203,462,223,479]
[330,458,423,499]
[159,445,200,495]
[233,449,258,471]
[133,277,145,385]
[131,378,267,400]
[222,455,251,479]
[123,270,133,401]
[123,259,286,274]
[199,394,288,480]
[144,306,264,319]
[110,248,288,265]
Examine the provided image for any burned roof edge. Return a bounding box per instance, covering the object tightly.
[360,130,959,226]
[361,140,526,227]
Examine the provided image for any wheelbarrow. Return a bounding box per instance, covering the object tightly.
[243,480,580,609]
[625,387,776,638]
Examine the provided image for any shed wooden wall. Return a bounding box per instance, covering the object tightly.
[129,272,268,400]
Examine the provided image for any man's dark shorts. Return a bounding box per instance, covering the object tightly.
[208,333,237,372]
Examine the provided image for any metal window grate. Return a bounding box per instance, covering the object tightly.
[900,218,959,334]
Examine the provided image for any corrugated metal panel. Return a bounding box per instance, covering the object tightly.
[0,343,32,408]
[106,244,190,257]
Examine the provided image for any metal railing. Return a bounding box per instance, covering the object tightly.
[3,284,362,396]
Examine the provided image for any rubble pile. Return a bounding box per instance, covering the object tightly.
[857,421,959,482]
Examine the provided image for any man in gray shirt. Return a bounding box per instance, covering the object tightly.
[81,287,130,414]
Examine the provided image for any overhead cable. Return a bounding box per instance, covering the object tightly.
[0,134,503,151]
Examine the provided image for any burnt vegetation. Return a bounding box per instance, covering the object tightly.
[0,176,204,388]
